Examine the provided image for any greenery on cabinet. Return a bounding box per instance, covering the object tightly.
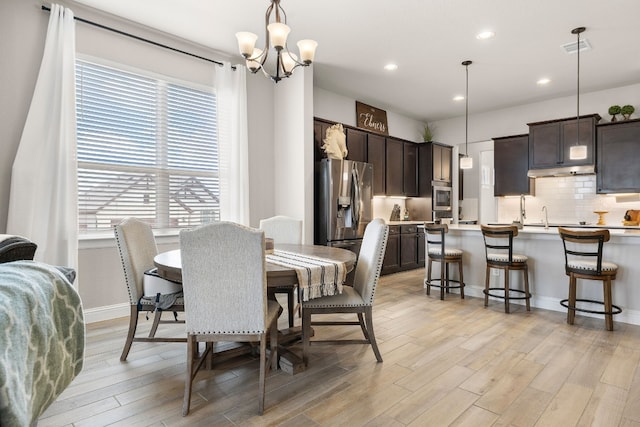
[622,105,635,120]
[422,123,434,142]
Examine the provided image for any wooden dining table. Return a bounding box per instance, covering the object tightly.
[153,243,357,289]
[153,243,357,374]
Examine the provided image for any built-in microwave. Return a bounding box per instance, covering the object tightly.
[432,184,452,212]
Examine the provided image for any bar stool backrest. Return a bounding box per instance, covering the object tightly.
[558,227,610,276]
[480,225,519,266]
[424,223,448,260]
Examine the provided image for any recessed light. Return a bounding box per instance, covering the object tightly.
[476,31,495,40]
[453,95,465,101]
[384,63,398,71]
[537,78,551,85]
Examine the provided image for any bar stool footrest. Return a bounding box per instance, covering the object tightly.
[484,287,531,301]
[560,298,622,316]
[425,279,465,290]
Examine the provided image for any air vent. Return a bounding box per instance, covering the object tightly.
[561,38,592,54]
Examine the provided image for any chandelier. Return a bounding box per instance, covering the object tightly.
[235,0,318,83]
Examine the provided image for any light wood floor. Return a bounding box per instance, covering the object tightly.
[40,269,640,426]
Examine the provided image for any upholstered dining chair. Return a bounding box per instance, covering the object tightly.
[301,218,388,365]
[259,215,303,327]
[180,222,280,416]
[114,217,185,362]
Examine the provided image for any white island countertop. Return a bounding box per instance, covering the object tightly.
[426,223,640,327]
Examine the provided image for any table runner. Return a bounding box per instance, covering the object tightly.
[266,250,346,301]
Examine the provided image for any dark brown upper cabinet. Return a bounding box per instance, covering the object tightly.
[403,142,418,197]
[345,128,368,163]
[432,143,452,183]
[597,118,640,193]
[418,143,433,197]
[528,114,600,170]
[493,134,534,196]
[367,133,386,196]
[385,138,404,196]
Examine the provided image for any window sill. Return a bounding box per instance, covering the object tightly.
[78,229,181,249]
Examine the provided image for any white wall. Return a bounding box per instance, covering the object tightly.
[314,87,425,142]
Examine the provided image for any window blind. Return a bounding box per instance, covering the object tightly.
[76,60,219,232]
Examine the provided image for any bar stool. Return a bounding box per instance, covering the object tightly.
[558,227,621,331]
[480,225,531,313]
[424,223,464,300]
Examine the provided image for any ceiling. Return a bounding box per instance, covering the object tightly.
[72,0,640,122]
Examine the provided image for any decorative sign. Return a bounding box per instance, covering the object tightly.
[356,101,389,136]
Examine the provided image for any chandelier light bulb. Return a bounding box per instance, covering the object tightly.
[235,32,258,58]
[267,22,290,50]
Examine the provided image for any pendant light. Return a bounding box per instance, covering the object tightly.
[459,60,473,170]
[569,27,587,160]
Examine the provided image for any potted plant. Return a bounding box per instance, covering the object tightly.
[422,123,434,142]
[608,105,621,122]
[621,105,635,120]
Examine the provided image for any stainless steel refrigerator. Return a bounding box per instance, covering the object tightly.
[315,158,373,256]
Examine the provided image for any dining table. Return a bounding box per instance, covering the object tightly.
[153,243,357,374]
[153,243,357,289]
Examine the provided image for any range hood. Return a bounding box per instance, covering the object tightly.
[527,164,595,178]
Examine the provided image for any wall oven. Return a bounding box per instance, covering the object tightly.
[432,184,452,213]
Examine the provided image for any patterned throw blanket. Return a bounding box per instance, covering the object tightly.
[0,261,85,427]
[266,250,346,301]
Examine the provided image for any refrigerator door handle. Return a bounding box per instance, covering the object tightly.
[351,167,360,228]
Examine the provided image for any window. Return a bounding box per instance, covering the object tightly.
[75,59,219,233]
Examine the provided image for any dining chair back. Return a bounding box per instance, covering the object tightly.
[179,221,280,415]
[301,218,388,365]
[259,215,303,244]
[259,215,303,327]
[114,217,185,361]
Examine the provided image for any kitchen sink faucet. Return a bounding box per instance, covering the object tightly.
[542,206,549,230]
[519,194,526,226]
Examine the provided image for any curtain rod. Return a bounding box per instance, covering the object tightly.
[41,4,229,68]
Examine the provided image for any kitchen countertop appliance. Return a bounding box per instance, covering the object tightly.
[315,158,373,258]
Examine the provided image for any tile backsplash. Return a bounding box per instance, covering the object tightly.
[497,175,640,226]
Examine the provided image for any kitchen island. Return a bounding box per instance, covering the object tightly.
[429,224,640,326]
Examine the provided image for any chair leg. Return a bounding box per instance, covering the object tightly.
[484,266,490,307]
[182,335,196,416]
[445,263,451,294]
[504,268,510,314]
[426,258,432,295]
[287,289,295,328]
[302,308,312,366]
[269,317,279,371]
[458,260,465,299]
[440,260,445,300]
[567,275,577,325]
[258,334,267,415]
[120,305,139,362]
[357,312,369,340]
[149,309,163,338]
[603,278,614,331]
[365,307,383,363]
[523,264,531,311]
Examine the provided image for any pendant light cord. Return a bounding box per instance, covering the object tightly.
[576,29,580,146]
[465,64,469,156]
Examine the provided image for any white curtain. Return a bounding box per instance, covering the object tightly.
[7,4,78,269]
[216,62,250,225]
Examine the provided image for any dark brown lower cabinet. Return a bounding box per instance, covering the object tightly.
[382,225,425,275]
[381,226,400,275]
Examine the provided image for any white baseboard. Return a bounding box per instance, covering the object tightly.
[83,303,129,324]
[434,284,640,326]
